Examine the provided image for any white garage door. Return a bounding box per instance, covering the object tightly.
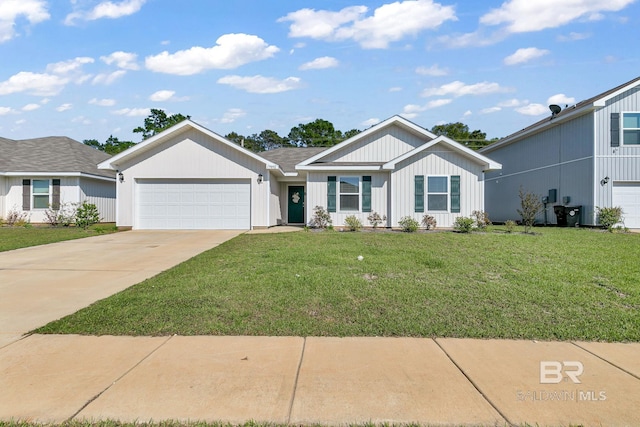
[612,182,640,229]
[136,179,250,230]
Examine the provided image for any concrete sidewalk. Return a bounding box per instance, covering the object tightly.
[1,335,639,426]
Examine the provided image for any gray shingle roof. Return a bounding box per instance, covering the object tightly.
[259,147,328,173]
[0,136,115,179]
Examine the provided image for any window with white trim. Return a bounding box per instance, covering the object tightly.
[623,112,640,145]
[32,179,50,209]
[427,176,448,211]
[339,176,359,211]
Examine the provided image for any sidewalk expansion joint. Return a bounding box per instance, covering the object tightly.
[65,334,175,422]
[286,336,307,424]
[433,338,514,427]
[571,341,640,381]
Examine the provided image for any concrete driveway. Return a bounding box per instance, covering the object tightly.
[0,230,242,348]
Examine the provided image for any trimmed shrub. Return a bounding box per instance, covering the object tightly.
[421,215,437,230]
[5,206,28,227]
[504,220,517,233]
[472,210,491,230]
[310,206,332,229]
[453,216,475,233]
[596,206,623,231]
[398,216,419,232]
[75,201,101,229]
[517,187,543,233]
[344,215,362,232]
[367,211,387,229]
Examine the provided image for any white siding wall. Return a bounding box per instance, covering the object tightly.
[269,174,282,226]
[306,172,389,227]
[116,129,270,229]
[594,87,640,219]
[320,126,430,163]
[392,145,484,228]
[80,178,116,222]
[3,176,115,224]
[0,177,5,218]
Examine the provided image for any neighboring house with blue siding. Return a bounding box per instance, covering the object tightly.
[480,76,640,229]
[0,136,116,223]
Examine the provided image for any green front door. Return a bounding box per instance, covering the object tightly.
[288,186,305,223]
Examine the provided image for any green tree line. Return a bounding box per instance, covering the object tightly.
[84,109,496,155]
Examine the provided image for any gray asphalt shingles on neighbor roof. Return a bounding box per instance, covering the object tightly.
[259,147,328,173]
[0,136,115,179]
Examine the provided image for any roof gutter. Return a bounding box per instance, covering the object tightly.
[0,171,115,182]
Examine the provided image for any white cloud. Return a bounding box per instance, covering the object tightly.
[15,119,26,124]
[219,108,246,124]
[71,115,91,125]
[56,103,72,112]
[40,98,50,104]
[149,90,174,102]
[389,86,402,92]
[22,103,40,111]
[112,107,150,117]
[480,0,635,33]
[46,57,94,74]
[0,71,69,96]
[547,93,576,106]
[361,118,380,127]
[480,106,501,114]
[463,110,472,117]
[557,32,591,42]
[422,81,510,97]
[92,70,126,85]
[145,33,279,75]
[504,47,550,65]
[279,1,457,49]
[415,64,448,76]
[515,103,548,116]
[100,51,139,70]
[0,106,16,115]
[402,98,452,118]
[0,0,49,43]
[497,98,524,107]
[299,56,339,70]
[436,30,505,48]
[89,98,116,106]
[217,75,302,94]
[65,0,147,25]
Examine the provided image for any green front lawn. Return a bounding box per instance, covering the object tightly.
[0,225,117,252]
[35,227,640,341]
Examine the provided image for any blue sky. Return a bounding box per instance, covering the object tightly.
[1,0,638,143]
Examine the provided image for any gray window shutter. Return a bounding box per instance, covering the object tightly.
[52,179,61,210]
[327,176,336,212]
[611,113,620,147]
[450,175,461,213]
[415,175,424,213]
[22,179,31,211]
[362,176,371,213]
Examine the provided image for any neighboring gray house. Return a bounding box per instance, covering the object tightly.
[480,76,640,229]
[98,116,501,230]
[0,136,116,223]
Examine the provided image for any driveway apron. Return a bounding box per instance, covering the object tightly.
[0,230,242,347]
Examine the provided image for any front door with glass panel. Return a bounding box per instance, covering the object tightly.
[288,186,304,223]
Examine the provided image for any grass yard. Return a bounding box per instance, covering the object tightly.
[35,227,640,342]
[0,225,118,252]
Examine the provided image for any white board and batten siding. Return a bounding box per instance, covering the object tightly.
[116,128,269,229]
[306,172,388,227]
[2,176,115,223]
[320,126,430,163]
[392,145,485,228]
[594,88,640,226]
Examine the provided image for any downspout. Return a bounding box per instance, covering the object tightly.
[592,111,598,226]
